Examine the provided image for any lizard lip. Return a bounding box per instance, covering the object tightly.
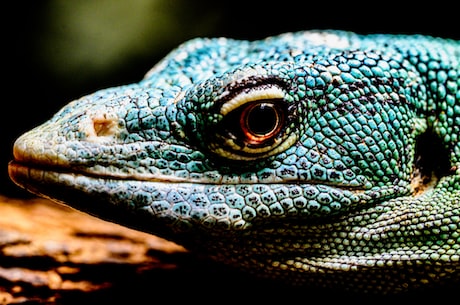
[8,160,367,192]
[8,160,192,186]
[8,161,67,191]
[8,161,366,225]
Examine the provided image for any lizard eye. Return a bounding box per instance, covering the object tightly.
[208,84,298,161]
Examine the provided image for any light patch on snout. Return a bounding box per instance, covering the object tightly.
[82,110,120,143]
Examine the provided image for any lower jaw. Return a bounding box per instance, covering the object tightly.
[7,162,409,237]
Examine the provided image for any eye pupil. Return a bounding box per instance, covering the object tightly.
[240,102,283,144]
[246,103,278,135]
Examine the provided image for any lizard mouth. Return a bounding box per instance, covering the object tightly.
[8,161,83,198]
[8,158,366,192]
[8,160,370,243]
[8,159,403,222]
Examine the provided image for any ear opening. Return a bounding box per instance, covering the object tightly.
[412,131,452,193]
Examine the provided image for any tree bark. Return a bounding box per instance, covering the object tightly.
[0,195,191,304]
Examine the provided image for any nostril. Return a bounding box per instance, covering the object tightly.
[93,117,118,137]
[83,111,120,142]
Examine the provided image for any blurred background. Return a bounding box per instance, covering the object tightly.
[2,0,458,197]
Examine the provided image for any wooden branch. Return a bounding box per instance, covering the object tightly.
[0,195,189,303]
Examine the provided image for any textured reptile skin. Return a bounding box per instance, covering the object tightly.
[8,30,460,293]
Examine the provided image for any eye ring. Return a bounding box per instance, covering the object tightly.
[207,83,297,161]
[240,102,284,145]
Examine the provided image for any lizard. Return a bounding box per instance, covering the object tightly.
[7,30,460,294]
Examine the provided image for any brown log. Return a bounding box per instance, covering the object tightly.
[0,195,189,304]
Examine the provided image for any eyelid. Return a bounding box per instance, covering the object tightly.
[220,85,285,115]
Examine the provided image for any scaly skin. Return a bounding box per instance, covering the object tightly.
[8,30,460,293]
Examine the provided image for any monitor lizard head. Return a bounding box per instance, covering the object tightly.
[9,30,460,292]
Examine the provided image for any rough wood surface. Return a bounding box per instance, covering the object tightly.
[0,195,193,304]
[0,195,458,304]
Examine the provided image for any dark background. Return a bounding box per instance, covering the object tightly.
[2,0,458,198]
